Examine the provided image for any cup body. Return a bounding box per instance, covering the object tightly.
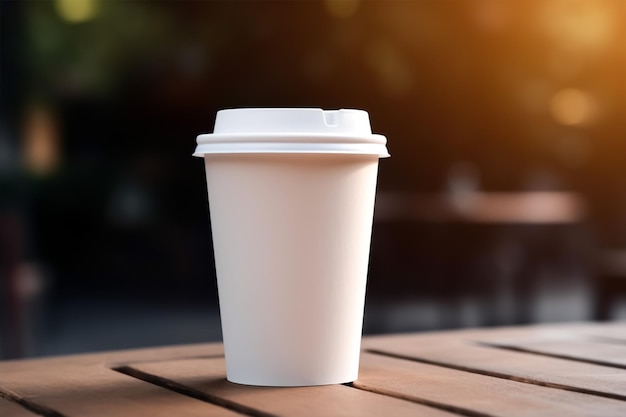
[204,153,379,386]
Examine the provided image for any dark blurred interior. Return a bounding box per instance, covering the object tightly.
[1,0,626,359]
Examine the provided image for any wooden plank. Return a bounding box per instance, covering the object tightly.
[364,333,626,400]
[0,396,38,417]
[364,322,626,367]
[354,352,626,417]
[482,339,626,368]
[128,357,457,417]
[456,321,626,344]
[0,362,240,417]
[443,322,626,367]
[0,343,229,416]
[575,321,626,341]
[0,343,224,373]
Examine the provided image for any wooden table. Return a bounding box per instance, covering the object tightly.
[1,322,625,416]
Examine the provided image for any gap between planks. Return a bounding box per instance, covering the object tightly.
[116,361,470,417]
[113,366,277,417]
[113,341,626,417]
[476,342,626,370]
[355,351,626,417]
[584,335,626,346]
[365,348,626,402]
[0,387,66,417]
[105,353,225,369]
[343,382,491,417]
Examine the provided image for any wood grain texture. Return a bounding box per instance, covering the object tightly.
[128,357,456,417]
[576,322,626,340]
[458,321,626,344]
[355,352,626,417]
[2,324,625,416]
[450,322,626,367]
[0,396,38,417]
[0,343,224,373]
[483,340,626,368]
[363,333,626,399]
[0,344,235,417]
[2,365,241,417]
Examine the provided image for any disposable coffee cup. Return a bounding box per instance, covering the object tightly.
[194,108,389,386]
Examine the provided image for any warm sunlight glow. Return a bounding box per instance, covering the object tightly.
[538,0,614,52]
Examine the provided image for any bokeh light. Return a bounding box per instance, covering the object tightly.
[554,132,590,167]
[324,0,360,19]
[55,0,100,24]
[365,39,414,98]
[549,88,597,126]
[21,105,60,175]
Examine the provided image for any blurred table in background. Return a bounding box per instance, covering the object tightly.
[367,191,592,332]
[374,191,586,224]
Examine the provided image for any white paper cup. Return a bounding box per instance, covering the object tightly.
[194,108,389,386]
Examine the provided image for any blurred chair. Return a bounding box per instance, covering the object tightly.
[0,210,26,358]
[594,249,626,320]
[0,210,46,359]
[366,190,588,332]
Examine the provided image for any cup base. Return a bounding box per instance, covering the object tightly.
[225,375,357,387]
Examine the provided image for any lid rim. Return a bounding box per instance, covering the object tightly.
[196,133,387,145]
[193,151,391,157]
[193,141,390,158]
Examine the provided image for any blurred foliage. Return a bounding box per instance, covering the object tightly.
[25,1,184,99]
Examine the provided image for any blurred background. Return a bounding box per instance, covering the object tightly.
[1,0,626,359]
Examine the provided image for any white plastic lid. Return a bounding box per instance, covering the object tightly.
[193,108,389,157]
